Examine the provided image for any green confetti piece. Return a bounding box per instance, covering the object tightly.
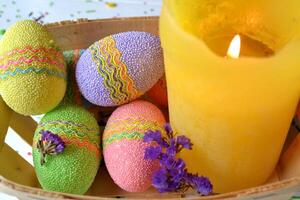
[49,1,54,6]
[85,9,96,13]
[0,29,6,35]
[15,14,21,18]
[12,1,16,5]
[85,0,92,2]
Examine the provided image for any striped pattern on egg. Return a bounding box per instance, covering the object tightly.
[103,100,166,192]
[0,20,67,115]
[76,31,164,107]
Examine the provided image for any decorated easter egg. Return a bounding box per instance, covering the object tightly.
[32,104,100,194]
[76,31,164,107]
[103,100,166,192]
[0,20,66,115]
[146,75,168,108]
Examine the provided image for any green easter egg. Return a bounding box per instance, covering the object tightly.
[32,104,100,194]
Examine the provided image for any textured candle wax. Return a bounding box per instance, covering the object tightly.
[160,0,300,193]
[165,0,300,51]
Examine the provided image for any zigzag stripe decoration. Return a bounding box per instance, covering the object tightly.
[38,126,97,141]
[90,45,118,100]
[107,37,139,100]
[104,37,128,100]
[96,40,127,101]
[34,127,100,149]
[0,56,65,70]
[103,132,144,149]
[61,136,100,156]
[96,42,123,101]
[104,118,165,131]
[39,120,99,133]
[103,118,165,149]
[0,66,66,80]
[89,36,140,105]
[0,46,62,60]
[33,136,100,156]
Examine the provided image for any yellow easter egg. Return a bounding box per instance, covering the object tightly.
[0,20,66,115]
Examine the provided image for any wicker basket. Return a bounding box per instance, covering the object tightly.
[0,16,300,200]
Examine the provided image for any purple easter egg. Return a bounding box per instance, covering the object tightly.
[75,31,164,107]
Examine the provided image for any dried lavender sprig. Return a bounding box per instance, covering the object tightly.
[37,130,65,165]
[144,123,213,196]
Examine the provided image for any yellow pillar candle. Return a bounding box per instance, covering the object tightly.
[0,96,12,151]
[160,0,300,193]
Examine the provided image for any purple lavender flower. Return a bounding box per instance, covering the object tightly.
[55,143,65,153]
[169,159,186,185]
[166,138,176,156]
[186,175,213,196]
[160,153,176,169]
[174,158,186,171]
[164,123,173,138]
[144,124,213,196]
[37,130,65,165]
[152,169,169,192]
[144,146,162,160]
[144,130,163,143]
[144,130,168,147]
[177,136,192,150]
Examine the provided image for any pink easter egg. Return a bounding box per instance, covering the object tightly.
[103,100,166,192]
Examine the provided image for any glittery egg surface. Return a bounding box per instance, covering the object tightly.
[76,31,164,107]
[32,104,100,194]
[103,100,166,192]
[0,20,67,115]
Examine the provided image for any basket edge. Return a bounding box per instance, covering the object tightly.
[1,175,300,199]
[45,16,159,28]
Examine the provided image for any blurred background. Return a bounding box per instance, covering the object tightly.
[0,0,162,36]
[0,1,161,199]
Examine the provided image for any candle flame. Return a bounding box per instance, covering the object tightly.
[227,34,241,59]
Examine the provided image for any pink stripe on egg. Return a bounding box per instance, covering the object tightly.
[0,56,65,70]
